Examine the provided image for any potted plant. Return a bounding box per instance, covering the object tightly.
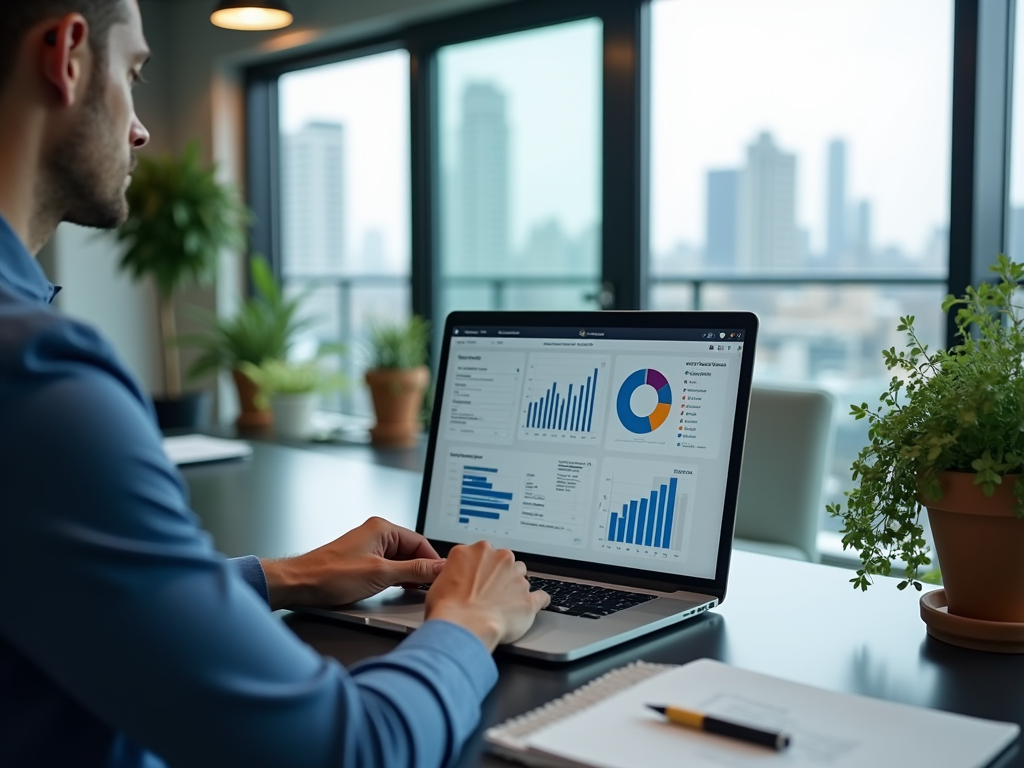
[829,254,1024,627]
[115,142,248,428]
[178,256,314,428]
[364,316,430,448]
[239,357,345,440]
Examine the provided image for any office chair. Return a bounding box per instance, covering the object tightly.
[732,385,835,562]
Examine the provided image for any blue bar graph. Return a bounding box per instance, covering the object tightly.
[607,476,680,549]
[524,368,599,433]
[458,465,513,525]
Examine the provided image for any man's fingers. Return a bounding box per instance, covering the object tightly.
[531,589,551,611]
[385,523,443,562]
[388,557,444,586]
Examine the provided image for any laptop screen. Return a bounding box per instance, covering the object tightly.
[420,312,756,584]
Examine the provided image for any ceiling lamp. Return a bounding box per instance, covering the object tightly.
[211,0,294,31]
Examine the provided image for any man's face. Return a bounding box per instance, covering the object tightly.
[46,0,150,230]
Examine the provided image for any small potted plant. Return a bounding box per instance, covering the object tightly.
[829,254,1024,629]
[239,356,345,440]
[116,142,248,428]
[364,316,430,448]
[178,256,313,428]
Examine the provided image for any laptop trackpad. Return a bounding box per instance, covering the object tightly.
[340,587,427,631]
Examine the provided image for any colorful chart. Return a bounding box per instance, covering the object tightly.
[616,368,672,434]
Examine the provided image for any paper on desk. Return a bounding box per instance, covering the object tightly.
[525,658,1018,768]
[162,434,253,465]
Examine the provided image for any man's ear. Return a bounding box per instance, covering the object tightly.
[40,14,91,108]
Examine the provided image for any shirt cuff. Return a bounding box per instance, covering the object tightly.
[228,555,270,607]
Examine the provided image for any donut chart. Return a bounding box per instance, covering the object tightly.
[616,368,672,434]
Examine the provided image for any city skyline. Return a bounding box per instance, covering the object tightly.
[686,133,934,275]
[650,0,952,265]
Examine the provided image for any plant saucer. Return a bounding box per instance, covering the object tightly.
[920,589,1024,654]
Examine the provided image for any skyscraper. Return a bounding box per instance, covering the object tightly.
[738,132,798,270]
[458,82,509,274]
[281,121,345,276]
[705,169,739,269]
[852,200,871,261]
[826,139,847,263]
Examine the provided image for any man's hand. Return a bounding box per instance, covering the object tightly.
[424,541,550,652]
[260,517,443,610]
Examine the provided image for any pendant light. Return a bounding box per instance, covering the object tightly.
[211,0,294,31]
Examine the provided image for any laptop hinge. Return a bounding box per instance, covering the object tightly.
[520,558,696,595]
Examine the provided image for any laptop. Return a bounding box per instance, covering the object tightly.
[305,310,758,662]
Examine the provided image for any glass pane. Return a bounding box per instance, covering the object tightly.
[649,0,953,549]
[1010,4,1024,261]
[650,0,952,278]
[697,283,947,532]
[437,20,602,313]
[278,50,411,414]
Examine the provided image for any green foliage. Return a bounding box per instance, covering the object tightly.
[116,142,248,300]
[828,254,1024,592]
[178,256,314,380]
[366,316,430,370]
[238,358,346,410]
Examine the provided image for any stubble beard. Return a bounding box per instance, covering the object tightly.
[41,73,133,232]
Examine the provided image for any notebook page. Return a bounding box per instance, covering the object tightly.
[525,658,1018,768]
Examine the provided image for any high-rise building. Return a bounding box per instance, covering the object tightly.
[705,170,739,269]
[458,82,509,274]
[738,132,798,270]
[851,200,871,261]
[826,139,847,263]
[281,121,345,276]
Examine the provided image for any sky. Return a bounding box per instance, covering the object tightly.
[277,0,958,270]
[650,0,954,261]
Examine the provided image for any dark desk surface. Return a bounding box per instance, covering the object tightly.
[182,440,1024,767]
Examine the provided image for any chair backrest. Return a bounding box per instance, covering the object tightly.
[733,385,834,562]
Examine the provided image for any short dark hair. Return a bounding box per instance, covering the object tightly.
[0,0,129,92]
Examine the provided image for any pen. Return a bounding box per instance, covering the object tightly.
[646,704,792,751]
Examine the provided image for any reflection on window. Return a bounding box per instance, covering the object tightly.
[278,50,410,414]
[649,0,953,543]
[437,20,603,315]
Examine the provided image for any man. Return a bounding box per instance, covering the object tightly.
[0,2,549,766]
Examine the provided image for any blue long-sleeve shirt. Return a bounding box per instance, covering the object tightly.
[0,215,498,768]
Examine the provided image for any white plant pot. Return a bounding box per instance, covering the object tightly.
[271,392,317,440]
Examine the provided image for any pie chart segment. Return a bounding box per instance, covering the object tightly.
[616,368,673,434]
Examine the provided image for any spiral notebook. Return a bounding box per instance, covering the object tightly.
[486,658,1019,768]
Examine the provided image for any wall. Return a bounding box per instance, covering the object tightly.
[48,0,516,413]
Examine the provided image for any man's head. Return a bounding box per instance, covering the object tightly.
[0,0,150,250]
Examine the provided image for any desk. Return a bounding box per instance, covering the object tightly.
[182,441,1024,767]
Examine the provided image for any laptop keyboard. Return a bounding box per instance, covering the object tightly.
[418,577,657,619]
[527,577,658,619]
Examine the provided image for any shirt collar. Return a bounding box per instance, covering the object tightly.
[0,213,61,304]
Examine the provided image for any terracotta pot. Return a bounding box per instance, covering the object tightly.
[231,368,273,428]
[923,471,1024,622]
[364,366,430,448]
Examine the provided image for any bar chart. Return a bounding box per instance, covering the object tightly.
[519,355,609,444]
[525,368,598,432]
[457,464,514,524]
[596,458,695,555]
[606,476,685,549]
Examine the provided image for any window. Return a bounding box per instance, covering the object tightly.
[647,0,953,543]
[246,0,1006,561]
[436,19,603,316]
[277,49,411,414]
